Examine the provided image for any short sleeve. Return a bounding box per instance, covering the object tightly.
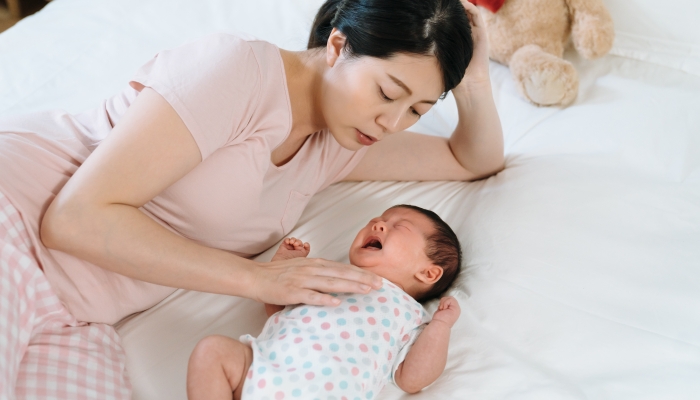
[390,322,427,386]
[129,34,262,160]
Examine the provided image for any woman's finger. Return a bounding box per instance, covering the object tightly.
[307,259,383,288]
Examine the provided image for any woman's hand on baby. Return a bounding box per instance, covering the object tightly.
[251,252,383,308]
[271,237,311,261]
[432,296,461,327]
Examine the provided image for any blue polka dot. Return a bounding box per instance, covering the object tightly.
[382,319,390,327]
[269,352,277,361]
[372,345,379,354]
[322,367,332,376]
[330,343,339,352]
[292,389,302,397]
[285,356,294,365]
[279,328,286,334]
[378,287,385,292]
[318,311,327,317]
[363,372,370,379]
[366,306,375,313]
[393,297,400,303]
[300,308,308,315]
[330,293,338,297]
[340,381,348,389]
[273,377,283,385]
[310,335,319,340]
[303,361,313,369]
[347,298,357,303]
[356,329,365,337]
[348,357,357,364]
[337,318,347,326]
[258,366,266,374]
[390,337,395,346]
[292,328,301,334]
[405,312,411,320]
[366,391,374,398]
[353,317,363,325]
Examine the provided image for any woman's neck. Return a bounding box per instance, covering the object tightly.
[280,48,327,143]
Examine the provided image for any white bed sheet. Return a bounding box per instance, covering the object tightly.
[1,1,699,399]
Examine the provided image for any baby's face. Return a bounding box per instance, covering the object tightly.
[349,207,436,294]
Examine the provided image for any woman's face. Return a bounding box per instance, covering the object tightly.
[320,30,445,151]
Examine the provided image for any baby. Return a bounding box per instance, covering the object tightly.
[187,205,462,400]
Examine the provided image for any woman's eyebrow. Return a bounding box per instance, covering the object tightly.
[387,74,437,105]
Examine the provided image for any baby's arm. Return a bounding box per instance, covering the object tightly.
[265,238,311,316]
[393,296,461,394]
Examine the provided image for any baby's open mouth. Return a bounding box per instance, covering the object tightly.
[362,236,383,250]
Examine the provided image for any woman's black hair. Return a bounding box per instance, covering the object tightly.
[308,0,474,96]
[389,205,463,304]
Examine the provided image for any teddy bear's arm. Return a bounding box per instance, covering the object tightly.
[565,0,615,59]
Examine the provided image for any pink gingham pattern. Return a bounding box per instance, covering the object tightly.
[0,191,131,399]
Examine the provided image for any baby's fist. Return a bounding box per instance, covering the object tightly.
[271,237,311,261]
[432,296,461,327]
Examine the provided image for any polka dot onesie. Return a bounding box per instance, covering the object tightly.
[239,278,430,400]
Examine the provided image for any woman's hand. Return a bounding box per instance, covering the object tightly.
[456,0,491,89]
[250,257,384,307]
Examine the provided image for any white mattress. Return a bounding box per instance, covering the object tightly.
[2,0,699,399]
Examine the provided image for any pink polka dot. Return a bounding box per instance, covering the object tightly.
[378,296,387,303]
[349,306,359,312]
[288,368,296,372]
[274,316,279,323]
[247,370,253,379]
[342,397,348,400]
[402,334,410,342]
[294,337,303,343]
[374,361,378,370]
[403,295,409,301]
[306,372,315,380]
[325,382,334,391]
[258,379,266,388]
[416,318,421,324]
[302,316,311,323]
[321,322,331,330]
[272,363,280,368]
[313,343,322,351]
[415,309,420,314]
[383,332,390,341]
[275,392,285,400]
[359,344,368,352]
[351,367,359,376]
[394,308,400,316]
[340,331,350,339]
[333,356,342,362]
[388,351,393,360]
[367,317,376,325]
[278,334,287,340]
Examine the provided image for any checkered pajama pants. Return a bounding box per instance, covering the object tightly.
[0,191,131,400]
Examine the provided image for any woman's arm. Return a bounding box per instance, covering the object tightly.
[393,297,461,393]
[41,88,382,307]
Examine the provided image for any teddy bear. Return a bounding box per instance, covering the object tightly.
[470,0,615,107]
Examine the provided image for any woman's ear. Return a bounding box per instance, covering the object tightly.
[415,264,443,285]
[326,28,347,67]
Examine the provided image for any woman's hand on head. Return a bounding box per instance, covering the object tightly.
[250,258,383,307]
[456,0,491,90]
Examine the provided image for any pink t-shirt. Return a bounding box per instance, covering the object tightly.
[0,34,368,324]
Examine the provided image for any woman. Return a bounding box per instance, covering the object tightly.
[0,0,502,398]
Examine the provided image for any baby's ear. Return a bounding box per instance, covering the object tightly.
[416,264,443,285]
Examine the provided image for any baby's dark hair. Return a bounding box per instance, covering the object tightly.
[389,205,462,303]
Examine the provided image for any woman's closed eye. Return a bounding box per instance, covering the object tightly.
[379,87,422,118]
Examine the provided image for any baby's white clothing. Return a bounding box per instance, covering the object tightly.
[239,278,430,400]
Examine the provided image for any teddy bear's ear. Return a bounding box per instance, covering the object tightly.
[565,0,615,59]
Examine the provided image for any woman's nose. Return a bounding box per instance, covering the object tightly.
[377,108,406,134]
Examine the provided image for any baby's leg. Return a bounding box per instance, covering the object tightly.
[187,335,253,400]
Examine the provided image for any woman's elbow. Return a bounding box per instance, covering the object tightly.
[40,200,84,251]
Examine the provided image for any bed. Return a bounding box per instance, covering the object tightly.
[1,0,699,398]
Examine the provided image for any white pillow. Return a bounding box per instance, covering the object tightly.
[604,0,700,75]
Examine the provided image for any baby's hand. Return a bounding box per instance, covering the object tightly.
[431,296,461,328]
[271,237,311,261]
